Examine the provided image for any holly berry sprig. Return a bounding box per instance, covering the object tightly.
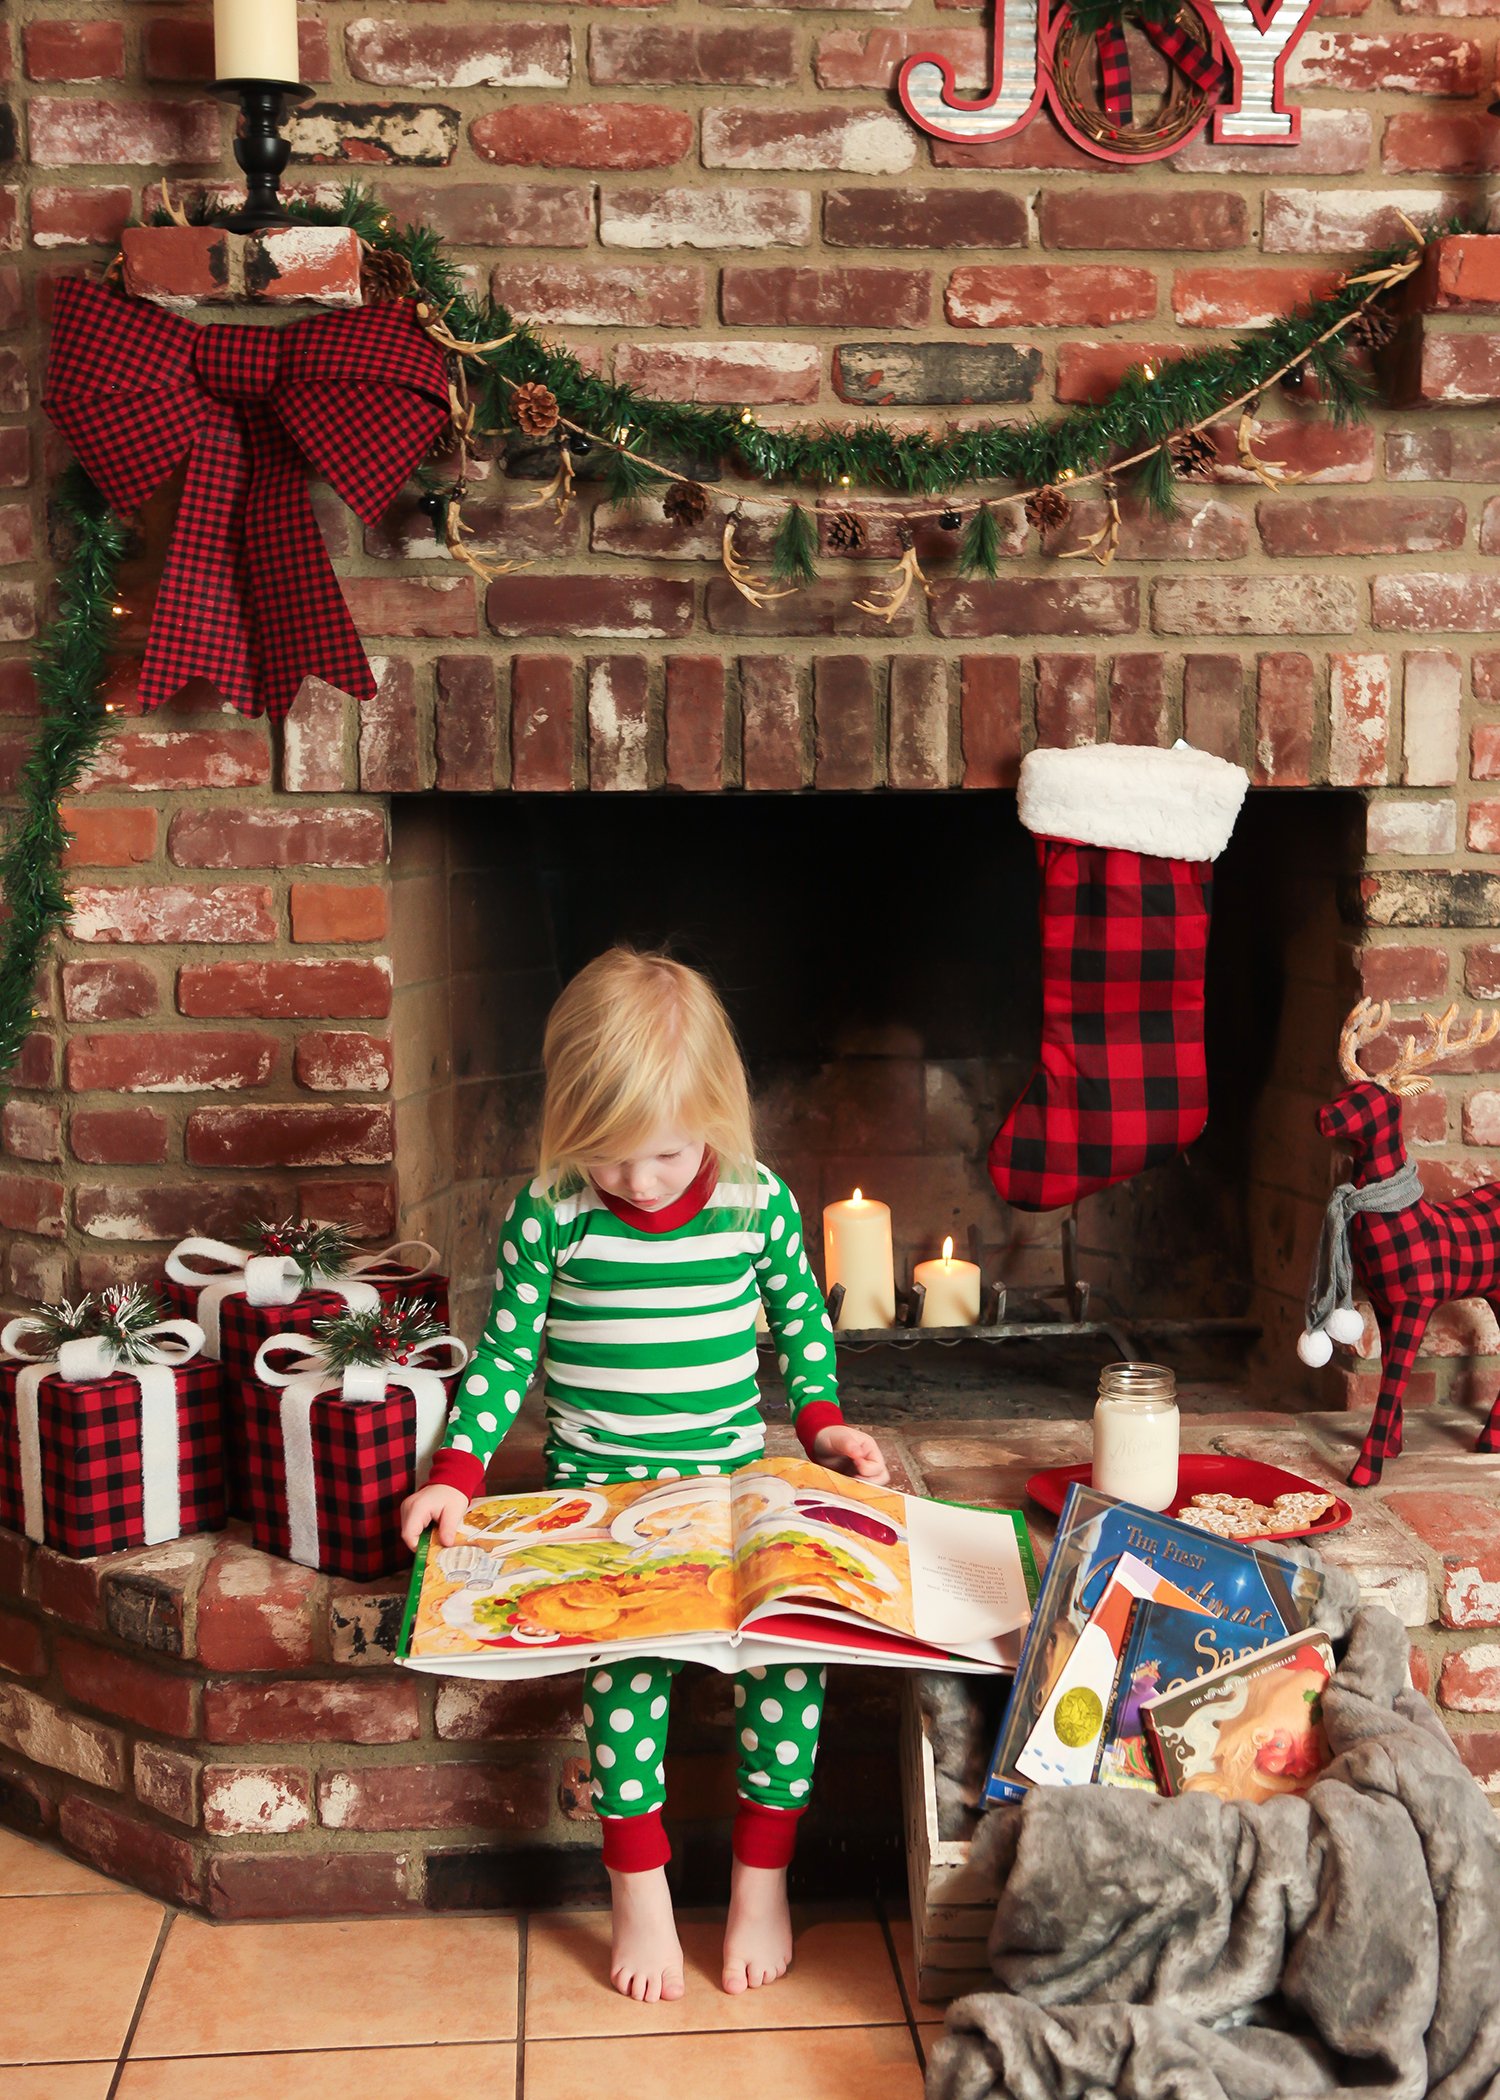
[311,1296,446,1373]
[18,1284,167,1363]
[244,1217,355,1288]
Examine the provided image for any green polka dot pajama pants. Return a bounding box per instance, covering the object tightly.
[583,1657,827,1874]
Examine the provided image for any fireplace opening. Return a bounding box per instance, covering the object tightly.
[390,787,1364,1414]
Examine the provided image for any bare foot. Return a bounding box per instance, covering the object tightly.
[722,1859,793,1993]
[608,1865,685,2004]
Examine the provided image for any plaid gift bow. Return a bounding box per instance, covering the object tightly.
[252,1329,468,1569]
[165,1233,381,1358]
[42,277,449,722]
[0,1313,206,1546]
[1093,10,1225,126]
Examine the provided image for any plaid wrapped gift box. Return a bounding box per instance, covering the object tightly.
[162,1237,448,1377]
[243,1331,464,1581]
[162,1235,385,1384]
[0,1327,226,1558]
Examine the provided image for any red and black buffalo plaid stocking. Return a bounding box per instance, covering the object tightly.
[988,744,1249,1213]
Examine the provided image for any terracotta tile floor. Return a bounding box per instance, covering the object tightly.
[0,1829,931,2099]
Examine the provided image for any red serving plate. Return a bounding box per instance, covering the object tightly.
[1024,1455,1353,1542]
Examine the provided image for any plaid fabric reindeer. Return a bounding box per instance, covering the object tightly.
[1300,999,1500,1487]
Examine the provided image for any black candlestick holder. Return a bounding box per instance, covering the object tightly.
[212,78,311,233]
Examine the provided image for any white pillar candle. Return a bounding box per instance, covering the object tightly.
[914,1237,982,1327]
[822,1188,896,1330]
[1092,1364,1179,1511]
[215,0,301,82]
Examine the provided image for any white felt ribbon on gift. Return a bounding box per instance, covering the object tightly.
[0,1316,206,1547]
[344,1240,443,1287]
[252,1329,468,1570]
[164,1235,381,1357]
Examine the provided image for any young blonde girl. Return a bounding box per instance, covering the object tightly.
[402,948,889,2004]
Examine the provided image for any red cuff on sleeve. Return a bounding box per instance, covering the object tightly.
[426,1448,486,1499]
[601,1807,672,1873]
[733,1800,805,1869]
[794,1400,845,1456]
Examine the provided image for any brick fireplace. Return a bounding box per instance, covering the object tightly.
[5,7,1500,1910]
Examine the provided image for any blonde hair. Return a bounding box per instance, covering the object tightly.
[538,948,757,1199]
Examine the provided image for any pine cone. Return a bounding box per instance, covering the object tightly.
[826,508,866,555]
[512,382,561,439]
[360,245,416,306]
[1347,304,1397,351]
[1024,486,1071,533]
[1169,429,1218,479]
[663,480,710,528]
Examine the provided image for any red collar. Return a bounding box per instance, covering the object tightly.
[592,1149,717,1233]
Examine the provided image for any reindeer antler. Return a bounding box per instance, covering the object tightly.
[1384,1002,1500,1097]
[1339,997,1391,1086]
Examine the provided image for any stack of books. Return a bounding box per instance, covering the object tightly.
[984,1484,1334,1808]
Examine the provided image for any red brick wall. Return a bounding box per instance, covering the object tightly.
[3,6,1500,1402]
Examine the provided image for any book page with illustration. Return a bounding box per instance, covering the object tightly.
[399,1460,1035,1677]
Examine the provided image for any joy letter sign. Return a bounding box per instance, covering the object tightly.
[898,0,1325,165]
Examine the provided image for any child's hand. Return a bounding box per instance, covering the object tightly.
[400,1482,470,1553]
[811,1424,890,1487]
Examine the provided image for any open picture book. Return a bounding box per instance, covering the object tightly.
[398,1456,1038,1679]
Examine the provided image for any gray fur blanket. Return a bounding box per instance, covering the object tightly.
[928,1605,1500,2100]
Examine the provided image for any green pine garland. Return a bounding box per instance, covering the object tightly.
[261,185,1430,516]
[0,473,127,1080]
[0,189,1438,1098]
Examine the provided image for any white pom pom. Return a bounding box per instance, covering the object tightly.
[1297,1328,1333,1368]
[1324,1306,1366,1347]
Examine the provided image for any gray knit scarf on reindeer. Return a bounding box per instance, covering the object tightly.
[1305,1160,1425,1337]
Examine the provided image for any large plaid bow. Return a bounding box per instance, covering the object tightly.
[43,278,449,722]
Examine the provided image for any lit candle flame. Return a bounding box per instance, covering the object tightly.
[1142,362,1156,381]
[852,1188,863,1204]
[942,1236,954,1266]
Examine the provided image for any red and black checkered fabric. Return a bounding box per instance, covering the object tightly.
[367,1272,450,1327]
[1095,19,1135,121]
[0,1358,226,1558]
[1320,1083,1500,1487]
[239,1376,439,1580]
[160,1279,374,1518]
[42,278,448,722]
[1140,16,1227,97]
[161,1279,363,1381]
[0,1382,19,1533]
[988,838,1214,1212]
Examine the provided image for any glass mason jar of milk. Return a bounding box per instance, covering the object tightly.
[1092,1362,1179,1510]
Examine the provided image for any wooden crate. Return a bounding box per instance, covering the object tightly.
[900,1678,994,2002]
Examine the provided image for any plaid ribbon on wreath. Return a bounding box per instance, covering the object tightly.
[1094,10,1225,123]
[42,278,449,722]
